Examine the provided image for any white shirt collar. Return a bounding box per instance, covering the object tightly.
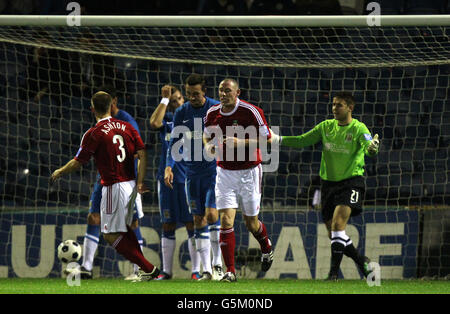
[97,116,112,124]
[220,98,240,116]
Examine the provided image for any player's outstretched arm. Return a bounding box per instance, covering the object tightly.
[149,85,172,130]
[273,124,322,149]
[50,159,82,183]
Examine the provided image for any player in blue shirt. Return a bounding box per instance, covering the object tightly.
[75,85,146,280]
[164,74,223,280]
[149,84,201,280]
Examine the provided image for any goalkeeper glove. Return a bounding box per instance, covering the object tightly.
[368,134,379,154]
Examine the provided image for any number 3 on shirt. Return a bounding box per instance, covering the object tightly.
[112,134,126,162]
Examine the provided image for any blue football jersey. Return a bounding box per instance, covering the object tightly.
[167,97,220,178]
[115,110,141,136]
[157,112,186,183]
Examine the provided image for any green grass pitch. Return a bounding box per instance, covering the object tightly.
[0,278,449,294]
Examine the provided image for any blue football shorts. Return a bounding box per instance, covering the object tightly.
[158,179,193,224]
[185,173,216,216]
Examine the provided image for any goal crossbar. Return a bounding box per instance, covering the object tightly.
[0,15,449,27]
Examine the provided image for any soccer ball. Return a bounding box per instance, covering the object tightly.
[57,240,82,263]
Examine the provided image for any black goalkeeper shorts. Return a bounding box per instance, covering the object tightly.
[320,176,365,223]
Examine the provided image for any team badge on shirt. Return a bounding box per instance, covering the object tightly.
[345,133,353,142]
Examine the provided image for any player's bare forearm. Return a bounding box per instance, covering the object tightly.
[149,85,172,129]
[136,149,147,185]
[51,159,81,182]
[224,137,264,149]
[149,103,167,129]
[136,149,149,193]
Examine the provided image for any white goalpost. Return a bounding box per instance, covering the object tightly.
[0,15,448,279]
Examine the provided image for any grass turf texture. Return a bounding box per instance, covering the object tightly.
[0,278,449,294]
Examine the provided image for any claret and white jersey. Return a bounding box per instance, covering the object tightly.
[75,116,145,186]
[74,116,145,233]
[204,98,270,214]
[204,98,271,171]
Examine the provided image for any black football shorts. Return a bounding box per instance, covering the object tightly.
[320,176,365,222]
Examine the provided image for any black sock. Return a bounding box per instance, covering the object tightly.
[330,242,345,275]
[344,243,364,266]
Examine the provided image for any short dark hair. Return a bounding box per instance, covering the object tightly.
[334,91,355,106]
[96,84,117,98]
[91,92,112,115]
[185,73,206,90]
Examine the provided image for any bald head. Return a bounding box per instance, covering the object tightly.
[220,78,239,89]
[91,91,112,116]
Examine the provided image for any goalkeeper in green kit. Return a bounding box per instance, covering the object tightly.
[270,92,380,281]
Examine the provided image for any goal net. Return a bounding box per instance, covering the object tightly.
[0,15,448,279]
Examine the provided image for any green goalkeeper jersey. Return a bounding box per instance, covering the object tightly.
[281,118,376,182]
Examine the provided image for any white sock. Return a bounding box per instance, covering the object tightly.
[188,236,201,273]
[82,236,98,271]
[161,237,176,275]
[209,225,222,267]
[195,237,212,274]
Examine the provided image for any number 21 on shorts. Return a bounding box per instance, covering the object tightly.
[350,189,359,204]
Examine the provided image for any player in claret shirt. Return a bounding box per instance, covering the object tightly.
[79,85,145,281]
[203,78,274,282]
[270,91,380,281]
[51,91,160,281]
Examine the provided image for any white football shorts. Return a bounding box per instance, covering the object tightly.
[215,164,262,217]
[101,180,136,233]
